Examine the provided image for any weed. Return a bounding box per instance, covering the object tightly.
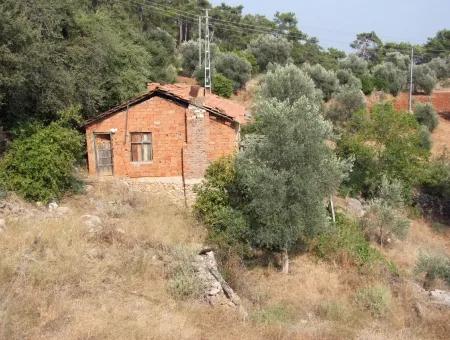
[355,284,391,317]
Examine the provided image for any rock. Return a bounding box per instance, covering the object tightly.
[429,290,450,307]
[346,198,365,218]
[55,206,72,216]
[81,214,103,232]
[48,202,58,211]
[193,249,247,318]
[85,184,94,193]
[0,218,6,232]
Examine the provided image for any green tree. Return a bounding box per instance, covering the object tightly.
[336,69,362,89]
[424,29,450,60]
[414,64,437,94]
[414,103,439,132]
[339,54,369,77]
[302,63,339,100]
[215,52,252,91]
[237,97,348,273]
[258,64,322,104]
[372,62,407,95]
[212,73,233,98]
[248,35,292,71]
[338,103,429,197]
[351,31,383,64]
[326,87,366,125]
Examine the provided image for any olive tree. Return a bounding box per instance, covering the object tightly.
[428,57,450,80]
[414,64,438,94]
[258,63,322,104]
[237,86,348,273]
[372,62,407,95]
[215,52,252,91]
[302,63,339,100]
[336,69,362,89]
[326,87,366,124]
[414,103,439,132]
[248,35,292,71]
[339,54,369,78]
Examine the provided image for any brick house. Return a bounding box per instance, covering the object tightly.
[83,83,246,182]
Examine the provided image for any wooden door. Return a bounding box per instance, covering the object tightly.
[94,134,113,176]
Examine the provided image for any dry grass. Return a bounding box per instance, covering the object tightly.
[431,114,450,157]
[0,180,449,339]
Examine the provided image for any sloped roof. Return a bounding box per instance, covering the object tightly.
[83,83,247,127]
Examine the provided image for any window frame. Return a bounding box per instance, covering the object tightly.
[130,132,153,163]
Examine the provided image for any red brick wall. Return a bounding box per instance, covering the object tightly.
[85,96,239,179]
[394,91,450,113]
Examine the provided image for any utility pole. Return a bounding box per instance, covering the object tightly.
[409,47,414,113]
[204,9,212,94]
[198,16,202,69]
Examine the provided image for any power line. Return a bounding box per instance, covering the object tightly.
[128,0,450,55]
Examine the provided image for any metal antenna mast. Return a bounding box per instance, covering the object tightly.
[408,47,414,113]
[198,16,202,69]
[204,9,212,94]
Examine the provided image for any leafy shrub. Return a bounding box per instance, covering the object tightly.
[0,116,84,203]
[355,285,391,317]
[167,248,204,300]
[194,156,251,257]
[326,87,366,124]
[258,64,322,104]
[338,103,429,197]
[418,125,432,150]
[362,200,410,246]
[372,62,407,95]
[179,41,219,77]
[418,154,450,222]
[336,69,362,89]
[360,73,376,95]
[414,103,439,132]
[302,63,339,100]
[314,213,383,268]
[234,50,259,74]
[414,64,437,94]
[215,52,252,91]
[212,73,233,98]
[248,35,292,71]
[415,253,450,288]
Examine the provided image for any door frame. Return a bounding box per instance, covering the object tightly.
[93,132,114,176]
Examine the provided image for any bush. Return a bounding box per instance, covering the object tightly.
[248,35,292,71]
[179,41,219,77]
[215,52,252,91]
[355,285,391,317]
[212,73,233,98]
[418,154,450,222]
[362,200,410,246]
[414,64,437,94]
[360,73,376,95]
[302,63,339,100]
[167,248,204,300]
[414,103,439,132]
[0,117,84,203]
[314,213,383,268]
[372,62,407,95]
[258,64,322,104]
[338,103,429,197]
[234,50,259,74]
[194,156,251,257]
[326,87,366,124]
[419,124,432,150]
[415,253,450,288]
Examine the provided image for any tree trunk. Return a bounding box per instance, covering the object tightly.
[281,249,289,274]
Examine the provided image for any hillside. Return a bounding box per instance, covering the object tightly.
[0,178,449,340]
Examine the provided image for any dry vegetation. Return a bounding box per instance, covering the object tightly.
[0,180,449,339]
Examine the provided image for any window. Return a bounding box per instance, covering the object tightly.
[131,132,152,162]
